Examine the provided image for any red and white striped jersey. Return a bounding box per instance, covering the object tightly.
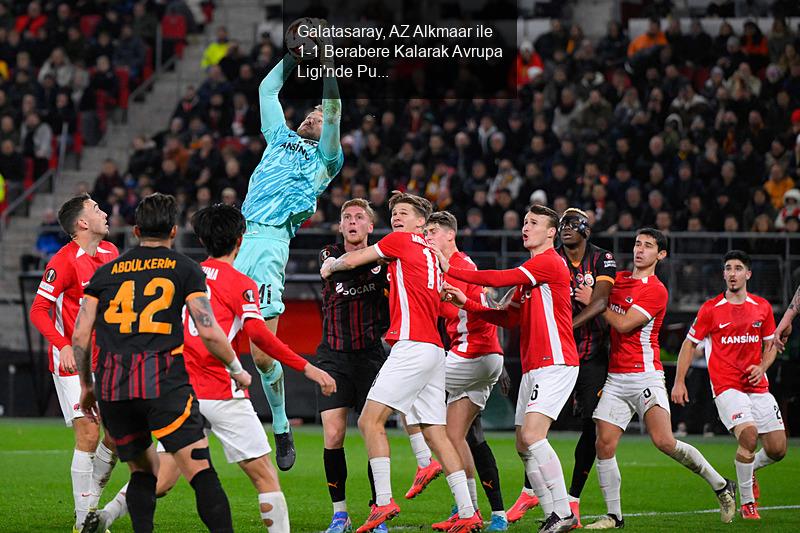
[687,293,775,396]
[607,271,668,373]
[30,240,118,375]
[442,251,503,358]
[373,231,443,347]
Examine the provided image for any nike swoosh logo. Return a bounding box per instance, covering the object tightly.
[81,281,90,287]
[719,322,731,328]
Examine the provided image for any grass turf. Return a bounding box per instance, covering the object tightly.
[0,419,798,532]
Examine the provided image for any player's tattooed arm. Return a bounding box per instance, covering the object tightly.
[321,246,381,278]
[774,284,800,352]
[72,296,99,387]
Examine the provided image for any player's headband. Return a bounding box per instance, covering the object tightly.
[559,209,590,239]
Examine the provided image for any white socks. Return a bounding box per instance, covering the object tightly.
[669,441,726,491]
[409,432,432,468]
[753,448,776,470]
[259,492,290,532]
[446,470,475,518]
[71,449,94,527]
[369,457,392,506]
[596,457,622,519]
[735,460,755,504]
[522,451,553,516]
[89,442,118,509]
[466,476,478,511]
[332,500,347,514]
[101,483,129,523]
[529,440,571,518]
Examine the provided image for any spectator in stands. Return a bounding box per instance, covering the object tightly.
[768,18,794,63]
[38,47,73,89]
[218,41,246,86]
[0,3,13,32]
[775,188,800,229]
[534,19,568,61]
[20,208,68,271]
[47,3,74,44]
[597,20,629,70]
[627,18,667,75]
[132,1,158,46]
[64,25,87,63]
[685,19,713,67]
[197,65,231,103]
[114,24,146,83]
[514,40,543,89]
[48,91,77,136]
[741,20,769,72]
[92,159,123,202]
[19,110,51,179]
[163,134,190,174]
[0,137,22,203]
[87,31,115,67]
[14,1,47,40]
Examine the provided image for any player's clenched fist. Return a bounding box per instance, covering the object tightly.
[441,281,467,307]
[231,369,252,391]
[306,364,337,396]
[320,256,336,279]
[670,380,689,406]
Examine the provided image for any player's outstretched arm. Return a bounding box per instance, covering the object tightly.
[442,282,520,329]
[72,296,100,422]
[775,284,800,351]
[187,295,251,390]
[320,245,381,278]
[318,73,341,169]
[671,338,698,406]
[259,54,298,135]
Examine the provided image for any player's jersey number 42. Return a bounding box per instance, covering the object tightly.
[104,277,176,334]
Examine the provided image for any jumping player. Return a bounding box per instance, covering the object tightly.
[316,198,390,533]
[440,205,580,533]
[585,229,735,530]
[29,193,120,532]
[672,250,787,520]
[74,193,247,533]
[234,34,343,469]
[321,192,481,533]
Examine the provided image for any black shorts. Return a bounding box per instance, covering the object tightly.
[98,385,205,462]
[572,356,609,419]
[316,343,387,413]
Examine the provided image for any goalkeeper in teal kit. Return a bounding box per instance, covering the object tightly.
[235,44,343,470]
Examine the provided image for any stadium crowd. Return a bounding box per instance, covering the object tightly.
[100,13,800,253]
[0,0,211,215]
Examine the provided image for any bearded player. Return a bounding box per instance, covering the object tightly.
[29,194,120,532]
[234,25,343,469]
[672,250,787,520]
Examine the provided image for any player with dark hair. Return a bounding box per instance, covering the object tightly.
[316,198,390,533]
[29,193,120,532]
[73,193,249,533]
[233,28,343,470]
[402,210,508,531]
[440,204,580,533]
[672,250,787,520]
[585,229,735,530]
[321,192,482,533]
[82,203,336,533]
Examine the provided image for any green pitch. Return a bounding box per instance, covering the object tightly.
[1,419,798,532]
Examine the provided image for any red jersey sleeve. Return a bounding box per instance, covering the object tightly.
[373,232,407,260]
[686,301,713,344]
[242,319,308,372]
[630,282,667,322]
[30,256,74,350]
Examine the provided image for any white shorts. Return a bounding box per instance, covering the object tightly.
[593,371,670,430]
[53,374,83,427]
[514,365,579,426]
[715,389,785,434]
[367,340,446,426]
[446,352,504,410]
[199,399,271,463]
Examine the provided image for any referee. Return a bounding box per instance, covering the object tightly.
[316,199,390,533]
[74,194,251,533]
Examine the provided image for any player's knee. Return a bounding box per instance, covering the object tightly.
[74,420,100,451]
[652,433,676,455]
[323,424,346,448]
[765,440,787,462]
[595,433,617,458]
[736,426,758,452]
